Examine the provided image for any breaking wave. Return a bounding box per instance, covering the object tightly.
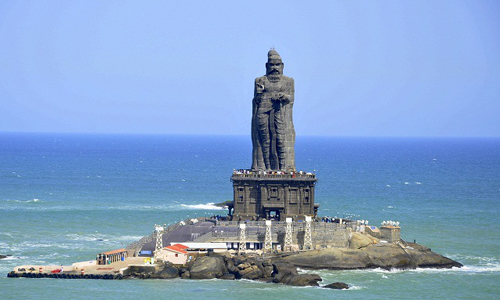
[0,202,226,212]
[6,198,42,203]
[180,203,226,210]
[335,264,500,274]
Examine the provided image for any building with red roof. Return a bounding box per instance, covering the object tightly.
[157,243,189,265]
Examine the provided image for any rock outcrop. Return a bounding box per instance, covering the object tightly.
[271,261,322,286]
[280,242,462,270]
[349,232,375,249]
[324,282,349,289]
[174,254,322,286]
[118,237,460,286]
[189,256,227,279]
[152,262,179,279]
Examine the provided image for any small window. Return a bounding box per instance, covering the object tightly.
[175,254,178,257]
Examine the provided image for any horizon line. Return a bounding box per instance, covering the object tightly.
[0,130,499,139]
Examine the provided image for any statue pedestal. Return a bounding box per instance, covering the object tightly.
[230,172,318,221]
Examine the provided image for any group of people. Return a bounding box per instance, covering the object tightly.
[232,169,314,177]
[320,216,340,223]
[210,214,228,221]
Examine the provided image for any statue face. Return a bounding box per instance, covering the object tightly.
[266,59,284,76]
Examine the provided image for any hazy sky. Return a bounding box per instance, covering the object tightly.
[1,1,499,137]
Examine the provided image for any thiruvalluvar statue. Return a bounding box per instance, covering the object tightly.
[251,49,296,172]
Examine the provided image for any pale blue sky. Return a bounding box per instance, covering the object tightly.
[1,0,499,137]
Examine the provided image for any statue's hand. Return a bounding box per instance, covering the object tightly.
[271,92,282,101]
[256,83,265,94]
[274,92,290,103]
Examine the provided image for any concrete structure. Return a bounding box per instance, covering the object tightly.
[264,220,272,252]
[230,172,318,221]
[239,223,247,253]
[303,216,313,250]
[174,242,228,253]
[380,225,401,243]
[284,217,293,251]
[154,224,165,259]
[157,244,188,265]
[365,225,381,238]
[97,248,128,265]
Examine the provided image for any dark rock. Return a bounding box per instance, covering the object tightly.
[238,265,263,280]
[153,264,179,279]
[324,282,350,290]
[225,257,238,274]
[272,261,302,285]
[181,271,190,279]
[272,261,298,277]
[282,274,322,286]
[123,265,156,276]
[189,256,227,279]
[262,265,274,278]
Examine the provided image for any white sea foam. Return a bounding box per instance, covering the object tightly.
[65,233,109,242]
[355,265,500,274]
[180,203,226,210]
[347,285,364,290]
[9,241,76,252]
[6,198,43,203]
[0,255,18,261]
[3,202,227,212]
[118,235,145,241]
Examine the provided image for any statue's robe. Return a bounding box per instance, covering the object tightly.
[251,75,296,171]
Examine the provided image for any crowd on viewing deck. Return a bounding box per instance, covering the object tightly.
[320,216,341,223]
[232,169,314,177]
[210,214,228,221]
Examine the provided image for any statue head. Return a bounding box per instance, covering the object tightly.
[266,49,284,76]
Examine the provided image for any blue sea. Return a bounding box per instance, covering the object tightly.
[1,133,499,299]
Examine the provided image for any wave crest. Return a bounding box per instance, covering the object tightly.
[180,203,226,210]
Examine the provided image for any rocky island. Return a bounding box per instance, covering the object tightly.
[7,50,462,288]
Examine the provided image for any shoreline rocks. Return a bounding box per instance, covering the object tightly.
[8,239,462,288]
[135,254,323,287]
[189,256,227,279]
[324,282,350,290]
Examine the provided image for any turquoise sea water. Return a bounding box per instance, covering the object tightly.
[1,133,499,299]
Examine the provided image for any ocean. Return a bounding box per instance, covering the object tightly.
[1,133,499,299]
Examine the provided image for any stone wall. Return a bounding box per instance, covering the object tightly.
[231,175,318,221]
[380,226,401,243]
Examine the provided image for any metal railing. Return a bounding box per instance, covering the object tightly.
[231,173,316,180]
[127,218,356,252]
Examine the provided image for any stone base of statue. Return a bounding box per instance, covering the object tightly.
[229,171,318,221]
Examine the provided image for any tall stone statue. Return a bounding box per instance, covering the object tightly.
[251,49,296,171]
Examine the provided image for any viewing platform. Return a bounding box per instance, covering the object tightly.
[231,170,317,181]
